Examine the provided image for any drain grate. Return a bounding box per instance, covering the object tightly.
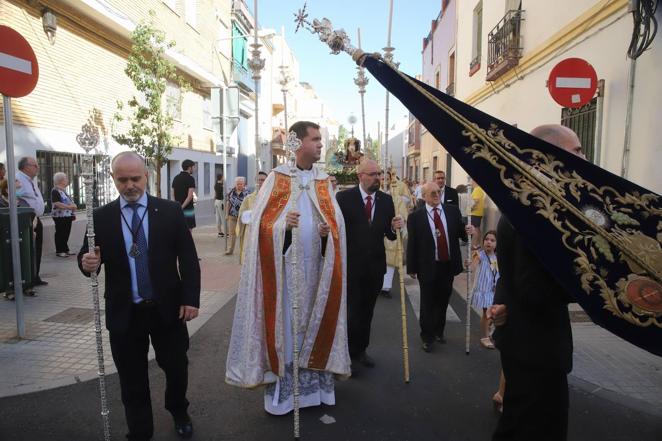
[44,307,99,325]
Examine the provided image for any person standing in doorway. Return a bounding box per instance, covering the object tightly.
[172,160,197,231]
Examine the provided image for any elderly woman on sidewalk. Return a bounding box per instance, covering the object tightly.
[50,172,77,257]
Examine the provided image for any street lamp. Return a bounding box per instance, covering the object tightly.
[41,9,57,45]
[354,27,369,152]
[348,114,358,138]
[247,0,265,177]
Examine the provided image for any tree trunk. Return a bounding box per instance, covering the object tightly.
[155,158,162,198]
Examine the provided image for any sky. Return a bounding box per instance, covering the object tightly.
[258,0,441,141]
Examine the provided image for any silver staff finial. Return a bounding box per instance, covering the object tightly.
[76,121,100,155]
[285,130,302,157]
[294,4,361,58]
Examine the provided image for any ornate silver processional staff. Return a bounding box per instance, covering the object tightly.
[76,121,111,440]
[285,131,303,441]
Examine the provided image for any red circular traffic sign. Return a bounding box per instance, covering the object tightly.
[0,25,39,98]
[547,58,597,108]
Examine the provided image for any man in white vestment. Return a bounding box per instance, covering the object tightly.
[225,121,350,415]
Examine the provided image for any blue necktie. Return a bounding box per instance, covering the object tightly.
[128,203,153,300]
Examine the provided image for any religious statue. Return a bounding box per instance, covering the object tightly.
[344,137,363,165]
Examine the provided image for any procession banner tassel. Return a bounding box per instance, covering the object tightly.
[465,181,473,355]
[78,122,111,440]
[396,229,411,383]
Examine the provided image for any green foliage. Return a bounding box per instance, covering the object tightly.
[366,138,380,161]
[113,12,189,197]
[337,125,348,147]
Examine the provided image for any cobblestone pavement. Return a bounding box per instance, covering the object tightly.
[0,222,241,398]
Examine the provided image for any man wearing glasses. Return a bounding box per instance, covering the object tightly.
[17,156,47,287]
[336,159,404,375]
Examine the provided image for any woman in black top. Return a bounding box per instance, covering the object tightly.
[51,172,77,257]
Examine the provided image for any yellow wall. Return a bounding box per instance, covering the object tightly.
[0,0,230,153]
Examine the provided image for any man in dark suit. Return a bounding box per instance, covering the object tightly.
[336,159,403,370]
[79,152,200,441]
[489,125,583,441]
[407,182,470,352]
[416,170,458,209]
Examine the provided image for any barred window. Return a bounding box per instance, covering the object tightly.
[561,98,597,163]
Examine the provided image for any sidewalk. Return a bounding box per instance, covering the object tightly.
[0,223,241,398]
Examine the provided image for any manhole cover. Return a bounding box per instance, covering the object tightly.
[44,308,99,325]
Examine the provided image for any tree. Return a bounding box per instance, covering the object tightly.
[367,138,380,160]
[337,125,348,148]
[113,13,188,197]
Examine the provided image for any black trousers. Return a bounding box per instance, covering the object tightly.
[347,272,382,357]
[418,261,454,343]
[53,216,73,253]
[34,217,43,279]
[109,304,190,441]
[493,354,569,441]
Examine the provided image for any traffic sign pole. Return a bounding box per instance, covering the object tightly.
[3,94,26,338]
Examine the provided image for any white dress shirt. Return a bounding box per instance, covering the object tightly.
[359,185,376,222]
[16,170,45,216]
[425,203,450,261]
[119,192,150,304]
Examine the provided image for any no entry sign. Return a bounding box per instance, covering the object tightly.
[547,58,597,108]
[0,25,39,98]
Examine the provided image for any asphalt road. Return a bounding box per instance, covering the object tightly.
[1,277,660,441]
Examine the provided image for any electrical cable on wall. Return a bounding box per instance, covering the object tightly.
[628,0,658,59]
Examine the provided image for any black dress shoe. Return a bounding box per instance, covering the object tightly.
[380,290,392,298]
[174,414,193,439]
[358,352,376,368]
[422,342,432,352]
[33,279,48,286]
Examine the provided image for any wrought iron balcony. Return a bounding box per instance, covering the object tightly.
[486,9,524,82]
[232,61,254,91]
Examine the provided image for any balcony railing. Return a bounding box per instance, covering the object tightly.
[486,9,524,81]
[445,82,455,97]
[232,61,254,91]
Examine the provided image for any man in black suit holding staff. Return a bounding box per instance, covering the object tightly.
[407,181,472,352]
[336,159,403,372]
[79,151,200,441]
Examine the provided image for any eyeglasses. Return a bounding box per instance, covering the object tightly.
[360,172,383,177]
[427,191,441,196]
